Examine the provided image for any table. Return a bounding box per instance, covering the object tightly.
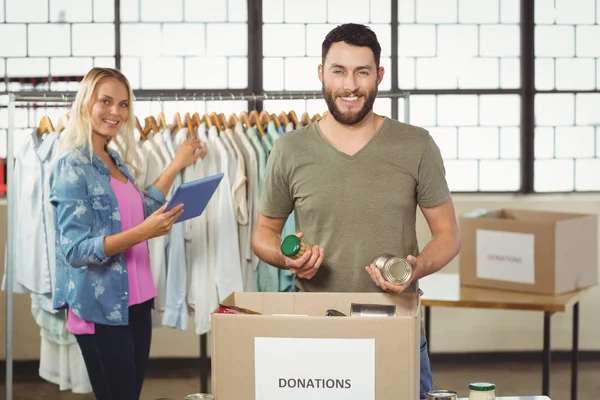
[458,397,550,400]
[419,273,589,400]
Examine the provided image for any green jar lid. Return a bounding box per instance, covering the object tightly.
[469,382,495,391]
[281,235,301,257]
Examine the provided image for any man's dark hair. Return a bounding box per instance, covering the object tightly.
[321,23,381,68]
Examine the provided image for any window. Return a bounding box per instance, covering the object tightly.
[534,0,600,192]
[120,0,248,90]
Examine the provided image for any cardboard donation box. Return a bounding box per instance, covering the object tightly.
[459,208,598,295]
[211,291,420,400]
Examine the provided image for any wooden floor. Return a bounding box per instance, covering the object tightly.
[2,359,599,399]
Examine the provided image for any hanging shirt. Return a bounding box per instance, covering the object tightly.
[266,121,280,146]
[245,126,267,194]
[219,129,238,187]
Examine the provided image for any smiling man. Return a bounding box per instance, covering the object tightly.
[252,23,461,399]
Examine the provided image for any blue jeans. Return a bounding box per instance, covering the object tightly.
[420,336,433,400]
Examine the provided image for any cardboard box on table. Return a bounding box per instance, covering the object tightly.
[210,291,420,400]
[459,208,598,295]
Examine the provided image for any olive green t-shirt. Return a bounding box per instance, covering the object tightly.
[259,116,451,294]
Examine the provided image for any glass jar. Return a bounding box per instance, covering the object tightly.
[468,382,496,400]
[373,254,412,285]
[185,394,214,400]
[427,390,457,400]
[280,234,310,260]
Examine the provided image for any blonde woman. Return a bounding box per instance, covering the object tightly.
[49,67,204,399]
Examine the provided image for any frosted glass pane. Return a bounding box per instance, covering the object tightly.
[535,94,575,126]
[162,24,206,56]
[459,0,498,23]
[458,127,499,159]
[120,0,138,22]
[398,57,415,89]
[184,57,226,88]
[141,58,184,89]
[141,0,182,22]
[207,24,247,56]
[306,24,337,57]
[29,24,71,57]
[373,98,392,118]
[457,58,499,89]
[445,160,479,191]
[500,0,519,23]
[534,160,574,192]
[0,25,26,57]
[398,25,436,57]
[94,57,115,68]
[379,57,392,91]
[0,0,4,22]
[6,58,49,77]
[534,127,555,159]
[554,0,595,24]
[409,95,436,126]
[185,0,227,22]
[429,127,458,159]
[228,0,247,22]
[437,25,478,58]
[500,58,520,88]
[50,0,92,22]
[228,57,248,88]
[416,0,457,23]
[575,159,600,191]
[437,95,478,126]
[284,57,321,91]
[479,160,520,191]
[416,58,458,89]
[6,0,48,22]
[327,0,370,23]
[94,0,114,22]
[555,58,596,90]
[120,57,140,89]
[263,0,283,22]
[72,24,115,56]
[480,25,520,57]
[535,58,555,90]
[554,127,595,158]
[399,0,415,23]
[263,58,284,91]
[50,57,93,76]
[536,26,575,57]
[575,94,600,126]
[500,127,520,159]
[121,24,162,56]
[535,0,556,24]
[480,95,520,126]
[371,0,391,23]
[370,24,392,57]
[306,99,327,117]
[264,24,306,57]
[0,58,5,77]
[284,0,326,23]
[576,26,600,57]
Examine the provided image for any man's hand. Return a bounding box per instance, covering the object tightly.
[285,232,325,279]
[365,255,420,294]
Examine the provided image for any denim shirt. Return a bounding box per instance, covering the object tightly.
[49,146,166,326]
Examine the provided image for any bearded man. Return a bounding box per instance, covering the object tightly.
[251,23,461,400]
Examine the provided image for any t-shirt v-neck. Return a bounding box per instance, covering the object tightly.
[313,117,389,160]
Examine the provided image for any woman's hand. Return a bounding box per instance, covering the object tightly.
[137,203,184,240]
[173,139,206,171]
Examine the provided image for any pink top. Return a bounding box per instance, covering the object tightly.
[66,177,157,335]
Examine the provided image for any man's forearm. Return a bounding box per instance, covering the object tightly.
[251,227,288,269]
[412,230,461,280]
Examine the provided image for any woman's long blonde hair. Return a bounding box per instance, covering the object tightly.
[57,67,141,185]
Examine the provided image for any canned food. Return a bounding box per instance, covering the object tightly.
[350,303,396,317]
[280,234,311,260]
[427,390,457,400]
[373,254,412,285]
[185,394,214,400]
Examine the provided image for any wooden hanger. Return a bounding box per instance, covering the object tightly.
[144,116,159,134]
[250,110,265,136]
[228,112,240,127]
[271,113,281,129]
[136,117,147,140]
[259,111,271,127]
[157,112,168,131]
[171,112,183,132]
[192,112,202,127]
[55,113,69,133]
[202,113,213,128]
[311,113,321,122]
[279,111,290,126]
[239,111,252,128]
[210,112,222,132]
[301,112,311,125]
[37,115,54,136]
[184,113,195,138]
[288,110,299,126]
[219,113,230,130]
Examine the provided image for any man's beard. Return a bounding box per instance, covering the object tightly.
[322,83,377,126]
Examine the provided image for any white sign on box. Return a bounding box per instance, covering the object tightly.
[254,337,375,400]
[476,229,535,284]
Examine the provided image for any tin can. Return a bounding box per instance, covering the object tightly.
[373,254,412,285]
[427,390,458,400]
[350,303,396,317]
[185,394,214,400]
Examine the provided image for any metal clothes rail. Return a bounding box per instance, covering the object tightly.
[4,89,411,399]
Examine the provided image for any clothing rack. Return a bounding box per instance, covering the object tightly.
[4,89,411,399]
